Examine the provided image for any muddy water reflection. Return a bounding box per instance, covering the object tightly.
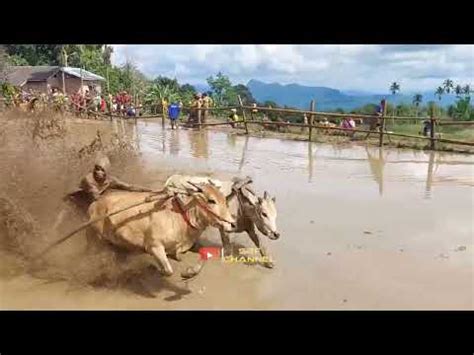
[136,121,472,309]
[2,118,472,309]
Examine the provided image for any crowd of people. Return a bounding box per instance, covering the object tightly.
[6,86,143,118]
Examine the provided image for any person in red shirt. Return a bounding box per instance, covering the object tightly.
[115,92,123,114]
[100,95,106,112]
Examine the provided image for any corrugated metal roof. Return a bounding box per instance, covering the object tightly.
[3,66,105,86]
[5,66,59,86]
[62,67,105,81]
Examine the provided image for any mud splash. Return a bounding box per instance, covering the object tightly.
[0,114,472,309]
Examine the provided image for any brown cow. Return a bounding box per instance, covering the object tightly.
[86,183,236,278]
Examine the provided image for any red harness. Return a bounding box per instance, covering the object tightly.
[173,195,233,230]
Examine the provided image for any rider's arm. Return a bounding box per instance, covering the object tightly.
[109,176,154,192]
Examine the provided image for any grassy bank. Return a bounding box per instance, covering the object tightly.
[200,115,474,154]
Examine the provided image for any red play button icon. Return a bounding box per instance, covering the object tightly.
[199,247,222,261]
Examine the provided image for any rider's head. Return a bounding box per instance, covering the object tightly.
[93,156,110,183]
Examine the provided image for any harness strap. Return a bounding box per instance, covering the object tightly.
[173,196,198,230]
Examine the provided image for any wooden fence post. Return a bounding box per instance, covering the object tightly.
[238,95,249,135]
[430,111,436,150]
[161,100,165,127]
[379,99,387,147]
[309,100,315,141]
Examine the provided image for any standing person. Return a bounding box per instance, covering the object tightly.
[94,92,101,112]
[251,103,258,120]
[302,113,308,133]
[100,95,106,112]
[161,97,169,121]
[341,116,356,137]
[115,92,123,115]
[201,92,213,124]
[228,108,240,128]
[187,93,202,127]
[168,102,181,130]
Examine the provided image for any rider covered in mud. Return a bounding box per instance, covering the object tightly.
[70,156,155,209]
[53,156,156,233]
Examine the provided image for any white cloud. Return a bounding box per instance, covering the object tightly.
[111,45,474,92]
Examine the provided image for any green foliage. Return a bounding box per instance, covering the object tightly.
[435,79,472,120]
[352,103,378,115]
[443,79,454,94]
[206,72,238,106]
[451,97,472,121]
[1,82,18,105]
[435,86,444,101]
[4,45,61,66]
[233,84,256,104]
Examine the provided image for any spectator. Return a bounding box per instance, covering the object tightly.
[201,93,213,123]
[168,102,181,130]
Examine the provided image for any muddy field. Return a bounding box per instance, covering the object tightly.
[0,112,472,309]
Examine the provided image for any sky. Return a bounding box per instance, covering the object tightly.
[112,45,473,93]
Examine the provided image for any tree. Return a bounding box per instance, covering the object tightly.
[412,93,423,116]
[0,46,7,81]
[206,72,238,106]
[395,103,412,117]
[179,83,197,104]
[389,82,400,95]
[4,45,61,66]
[454,84,463,97]
[153,76,180,92]
[451,97,472,121]
[233,84,256,104]
[463,84,471,96]
[435,86,444,101]
[443,79,454,94]
[102,45,113,66]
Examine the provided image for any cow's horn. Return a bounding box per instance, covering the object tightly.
[208,179,216,186]
[187,181,203,192]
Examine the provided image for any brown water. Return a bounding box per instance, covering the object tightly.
[1,118,473,309]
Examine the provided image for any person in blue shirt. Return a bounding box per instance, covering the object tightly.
[168,102,181,129]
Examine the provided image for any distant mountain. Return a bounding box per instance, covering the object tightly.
[247,79,457,111]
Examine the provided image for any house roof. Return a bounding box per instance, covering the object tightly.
[61,67,105,81]
[4,66,105,86]
[5,66,58,86]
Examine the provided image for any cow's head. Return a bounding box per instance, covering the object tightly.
[187,181,236,232]
[242,189,280,240]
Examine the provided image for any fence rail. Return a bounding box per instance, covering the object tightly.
[3,98,472,151]
[180,101,473,150]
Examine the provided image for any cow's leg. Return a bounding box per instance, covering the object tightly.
[247,225,275,269]
[149,244,174,277]
[219,227,233,256]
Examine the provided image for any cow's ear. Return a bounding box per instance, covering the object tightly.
[264,191,269,199]
[258,197,263,204]
[272,196,276,203]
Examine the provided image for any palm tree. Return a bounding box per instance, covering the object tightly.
[388,82,400,118]
[463,84,471,96]
[144,82,181,114]
[389,82,400,95]
[102,45,113,66]
[454,84,463,97]
[443,79,454,94]
[435,87,444,101]
[412,93,423,117]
